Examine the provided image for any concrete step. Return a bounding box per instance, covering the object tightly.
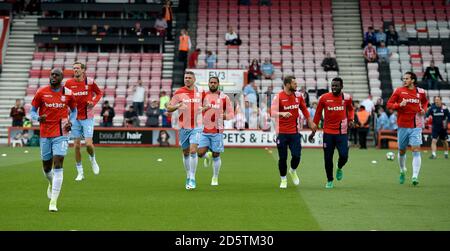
[0,73,29,78]
[0,68,29,72]
[0,91,26,96]
[0,86,27,91]
[0,76,28,81]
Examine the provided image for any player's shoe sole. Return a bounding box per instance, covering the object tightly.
[91,161,100,175]
[288,169,300,186]
[49,200,58,212]
[412,177,419,186]
[211,177,219,186]
[399,172,405,184]
[47,184,52,199]
[280,180,287,189]
[336,168,343,181]
[325,181,334,189]
[75,173,84,181]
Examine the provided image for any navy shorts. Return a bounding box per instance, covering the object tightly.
[432,127,448,140]
[276,133,302,159]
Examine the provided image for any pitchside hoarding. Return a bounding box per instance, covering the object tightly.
[222,130,323,148]
[8,127,322,148]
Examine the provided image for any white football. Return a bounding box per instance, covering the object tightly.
[386,152,395,161]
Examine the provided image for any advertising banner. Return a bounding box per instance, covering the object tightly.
[222,130,323,148]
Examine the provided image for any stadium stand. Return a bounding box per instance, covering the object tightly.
[24,52,170,126]
[194,0,338,102]
[360,0,450,105]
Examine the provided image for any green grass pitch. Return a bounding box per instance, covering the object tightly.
[0,146,449,230]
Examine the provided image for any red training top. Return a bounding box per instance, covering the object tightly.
[271,90,310,134]
[387,86,428,128]
[313,92,354,135]
[64,77,102,120]
[201,91,234,133]
[31,86,77,138]
[169,86,203,129]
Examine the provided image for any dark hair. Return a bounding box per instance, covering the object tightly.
[209,76,220,83]
[404,71,417,84]
[184,71,195,76]
[73,62,86,70]
[332,77,343,86]
[434,96,441,101]
[283,76,296,86]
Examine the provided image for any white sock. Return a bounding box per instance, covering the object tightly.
[281,176,287,181]
[51,168,63,201]
[213,157,221,178]
[398,152,406,173]
[445,151,448,155]
[182,155,190,178]
[412,152,421,179]
[189,153,198,180]
[432,151,436,156]
[76,162,83,174]
[43,169,53,184]
[89,154,96,162]
[290,168,296,173]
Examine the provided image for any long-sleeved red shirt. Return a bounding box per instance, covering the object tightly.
[313,92,354,135]
[64,77,102,120]
[271,90,310,134]
[387,86,428,128]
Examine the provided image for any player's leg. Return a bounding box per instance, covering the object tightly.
[440,130,449,158]
[430,129,439,159]
[40,137,53,199]
[71,119,84,181]
[210,133,224,186]
[82,119,99,175]
[197,133,212,167]
[430,138,438,159]
[180,129,192,189]
[276,134,288,189]
[335,134,349,181]
[187,129,201,189]
[409,128,423,186]
[397,128,409,184]
[323,133,336,188]
[287,133,301,186]
[49,136,69,212]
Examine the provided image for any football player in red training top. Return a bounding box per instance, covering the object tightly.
[387,72,428,186]
[65,62,103,181]
[31,68,77,212]
[310,77,355,189]
[271,76,317,189]
[197,76,234,187]
[167,71,203,190]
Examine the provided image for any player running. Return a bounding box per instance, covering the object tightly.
[197,77,234,186]
[167,71,203,190]
[64,62,103,181]
[387,72,428,186]
[30,68,77,212]
[271,76,317,189]
[310,77,355,189]
[426,96,448,159]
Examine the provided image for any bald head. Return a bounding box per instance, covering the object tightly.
[50,68,63,88]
